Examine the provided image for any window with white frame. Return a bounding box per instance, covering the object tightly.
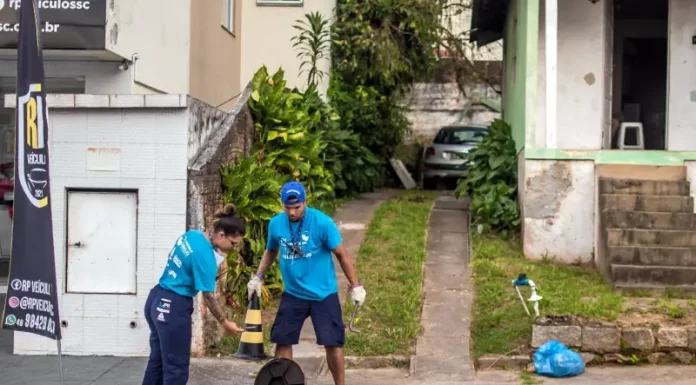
[256,0,303,6]
[222,0,234,33]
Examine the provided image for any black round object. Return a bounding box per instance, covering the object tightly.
[254,358,305,385]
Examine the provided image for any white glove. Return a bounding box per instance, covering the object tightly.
[350,284,366,306]
[247,275,263,301]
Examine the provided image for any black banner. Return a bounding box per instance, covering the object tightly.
[1,0,61,340]
[0,0,106,50]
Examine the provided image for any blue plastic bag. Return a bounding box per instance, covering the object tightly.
[533,340,585,378]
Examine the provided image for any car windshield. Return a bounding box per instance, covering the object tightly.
[433,127,487,145]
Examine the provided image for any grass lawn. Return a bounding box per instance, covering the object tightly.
[471,233,625,358]
[342,190,439,356]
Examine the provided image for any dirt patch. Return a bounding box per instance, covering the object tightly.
[617,297,696,327]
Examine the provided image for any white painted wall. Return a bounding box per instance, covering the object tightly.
[667,0,696,151]
[240,0,336,95]
[11,99,189,356]
[522,160,595,264]
[105,0,191,94]
[535,0,606,150]
[554,0,605,150]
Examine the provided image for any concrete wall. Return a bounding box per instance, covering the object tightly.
[239,0,336,96]
[404,83,500,141]
[187,87,255,355]
[554,0,605,150]
[189,0,243,111]
[522,160,595,264]
[667,0,696,150]
[105,0,191,94]
[5,94,189,356]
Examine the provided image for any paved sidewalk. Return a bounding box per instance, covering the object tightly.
[412,195,474,381]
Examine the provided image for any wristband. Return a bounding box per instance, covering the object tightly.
[255,273,264,281]
[349,283,362,289]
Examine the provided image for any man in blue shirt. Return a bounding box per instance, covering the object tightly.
[248,181,366,385]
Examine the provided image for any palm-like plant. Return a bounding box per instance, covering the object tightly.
[291,11,331,87]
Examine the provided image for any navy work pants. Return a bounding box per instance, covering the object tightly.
[142,285,194,385]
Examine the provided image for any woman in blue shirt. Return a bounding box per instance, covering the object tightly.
[142,204,245,385]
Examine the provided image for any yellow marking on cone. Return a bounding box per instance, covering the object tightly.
[240,331,264,344]
[245,309,262,325]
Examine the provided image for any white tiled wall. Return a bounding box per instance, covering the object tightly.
[13,107,189,356]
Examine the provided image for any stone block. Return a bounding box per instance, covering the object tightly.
[580,353,599,365]
[622,327,655,351]
[657,327,688,349]
[531,325,582,348]
[648,352,668,364]
[582,326,620,353]
[670,351,694,364]
[689,328,696,353]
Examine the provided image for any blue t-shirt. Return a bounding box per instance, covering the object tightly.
[266,207,342,301]
[158,230,222,298]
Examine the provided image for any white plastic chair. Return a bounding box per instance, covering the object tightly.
[618,122,644,150]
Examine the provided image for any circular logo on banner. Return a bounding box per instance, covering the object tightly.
[8,297,19,308]
[5,314,16,326]
[10,279,21,291]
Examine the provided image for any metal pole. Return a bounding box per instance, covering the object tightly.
[57,339,64,385]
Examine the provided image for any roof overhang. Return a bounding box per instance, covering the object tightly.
[469,0,511,47]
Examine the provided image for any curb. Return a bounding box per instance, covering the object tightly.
[206,354,412,378]
[476,354,531,370]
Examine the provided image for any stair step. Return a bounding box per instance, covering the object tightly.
[606,228,696,247]
[611,264,696,286]
[599,178,690,196]
[614,283,696,295]
[608,246,696,266]
[603,211,696,230]
[601,194,693,213]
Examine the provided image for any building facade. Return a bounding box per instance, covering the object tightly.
[471,0,696,287]
[2,0,332,357]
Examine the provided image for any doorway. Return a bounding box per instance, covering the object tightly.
[611,0,668,150]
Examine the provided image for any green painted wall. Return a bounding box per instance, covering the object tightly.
[502,0,539,154]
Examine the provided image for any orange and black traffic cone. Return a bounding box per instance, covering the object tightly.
[233,292,268,360]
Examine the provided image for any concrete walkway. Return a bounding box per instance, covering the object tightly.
[412,195,474,381]
[293,189,399,376]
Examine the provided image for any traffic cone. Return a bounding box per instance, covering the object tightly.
[233,292,268,360]
[254,357,305,385]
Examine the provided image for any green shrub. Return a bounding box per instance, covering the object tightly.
[249,66,335,205]
[220,154,284,307]
[455,119,520,235]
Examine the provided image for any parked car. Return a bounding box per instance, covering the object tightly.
[419,124,488,189]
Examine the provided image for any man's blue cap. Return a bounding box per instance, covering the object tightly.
[281,181,306,205]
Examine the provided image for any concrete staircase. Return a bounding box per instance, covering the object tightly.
[600,178,696,292]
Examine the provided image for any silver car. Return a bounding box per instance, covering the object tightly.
[420,125,488,189]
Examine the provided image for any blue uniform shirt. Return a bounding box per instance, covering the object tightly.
[266,207,342,301]
[158,230,222,297]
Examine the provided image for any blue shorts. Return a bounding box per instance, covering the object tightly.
[270,291,345,347]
